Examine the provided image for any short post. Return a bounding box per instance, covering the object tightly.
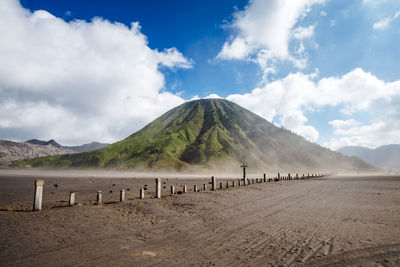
[140,188,145,199]
[247,179,250,185]
[69,192,75,206]
[211,176,216,191]
[183,185,187,193]
[120,189,126,202]
[156,178,161,199]
[288,173,291,180]
[263,173,266,182]
[203,184,207,191]
[302,174,305,179]
[226,181,229,188]
[238,179,241,186]
[307,173,310,179]
[296,173,299,180]
[194,185,198,192]
[97,191,102,205]
[232,181,235,187]
[241,163,248,186]
[252,179,255,184]
[278,173,280,180]
[33,179,44,211]
[171,186,175,195]
[220,182,223,189]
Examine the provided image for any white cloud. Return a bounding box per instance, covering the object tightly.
[226,68,400,147]
[217,0,324,75]
[217,37,251,60]
[373,10,400,31]
[0,0,192,145]
[320,11,326,16]
[205,94,223,99]
[293,25,315,40]
[373,17,391,30]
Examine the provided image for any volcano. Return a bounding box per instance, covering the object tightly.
[16,99,374,172]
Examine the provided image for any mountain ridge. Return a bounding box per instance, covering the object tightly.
[0,139,109,165]
[337,144,400,170]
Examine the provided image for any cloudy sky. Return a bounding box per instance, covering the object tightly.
[1,0,399,149]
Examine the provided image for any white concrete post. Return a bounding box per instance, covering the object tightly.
[156,178,161,199]
[69,192,75,206]
[97,191,102,205]
[211,176,216,191]
[120,189,126,202]
[140,188,145,199]
[33,179,44,211]
[171,186,175,195]
[194,185,198,192]
[183,185,187,193]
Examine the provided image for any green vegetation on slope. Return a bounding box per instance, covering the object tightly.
[14,99,375,172]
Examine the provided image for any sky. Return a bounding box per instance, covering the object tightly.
[0,0,399,149]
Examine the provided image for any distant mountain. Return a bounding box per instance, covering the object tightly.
[14,99,375,172]
[337,145,400,170]
[0,139,109,165]
[65,142,109,153]
[0,139,73,164]
[26,139,63,148]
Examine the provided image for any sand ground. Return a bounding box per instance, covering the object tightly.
[0,170,399,266]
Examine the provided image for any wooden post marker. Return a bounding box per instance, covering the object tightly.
[238,179,241,186]
[263,173,266,183]
[278,173,280,181]
[211,176,216,191]
[156,178,161,199]
[203,184,207,191]
[171,186,175,195]
[194,185,198,192]
[296,173,299,180]
[97,191,102,205]
[69,192,75,206]
[241,162,248,186]
[288,173,291,180]
[226,181,229,188]
[232,181,235,187]
[33,179,44,211]
[120,189,126,202]
[140,188,144,199]
[220,182,223,189]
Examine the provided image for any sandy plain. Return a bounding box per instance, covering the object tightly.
[0,170,399,266]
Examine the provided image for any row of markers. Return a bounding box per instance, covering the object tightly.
[31,173,325,211]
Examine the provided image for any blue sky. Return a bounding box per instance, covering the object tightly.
[1,0,399,149]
